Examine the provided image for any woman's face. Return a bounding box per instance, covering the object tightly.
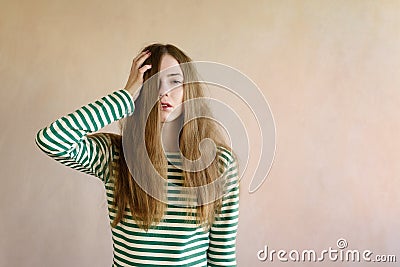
[158,54,184,123]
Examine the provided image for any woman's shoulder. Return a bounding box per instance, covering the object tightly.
[216,145,236,169]
[216,145,239,195]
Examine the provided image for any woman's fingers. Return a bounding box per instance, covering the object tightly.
[132,50,149,63]
[124,50,152,99]
[138,64,152,74]
[133,50,151,69]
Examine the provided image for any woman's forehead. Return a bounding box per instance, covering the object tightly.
[159,54,183,76]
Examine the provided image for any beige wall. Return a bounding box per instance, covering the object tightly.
[1,0,399,266]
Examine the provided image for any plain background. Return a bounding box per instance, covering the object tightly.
[1,0,399,266]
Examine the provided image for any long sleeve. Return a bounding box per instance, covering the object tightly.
[35,89,135,183]
[207,153,240,266]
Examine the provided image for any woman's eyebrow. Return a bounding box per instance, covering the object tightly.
[166,73,183,77]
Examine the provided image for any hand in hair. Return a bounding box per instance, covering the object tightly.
[124,50,152,101]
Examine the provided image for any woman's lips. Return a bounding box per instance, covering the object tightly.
[161,102,173,110]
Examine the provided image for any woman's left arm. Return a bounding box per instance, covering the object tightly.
[207,155,240,267]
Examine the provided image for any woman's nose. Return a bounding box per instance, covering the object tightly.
[159,89,169,98]
[159,82,170,97]
[159,81,167,97]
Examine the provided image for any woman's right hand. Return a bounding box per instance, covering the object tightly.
[124,50,152,101]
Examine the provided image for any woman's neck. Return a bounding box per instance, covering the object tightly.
[161,115,183,153]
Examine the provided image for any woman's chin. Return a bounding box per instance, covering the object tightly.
[160,114,168,123]
[161,113,183,123]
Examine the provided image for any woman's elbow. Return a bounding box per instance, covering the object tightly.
[34,127,65,156]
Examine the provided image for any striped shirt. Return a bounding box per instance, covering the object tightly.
[35,89,240,266]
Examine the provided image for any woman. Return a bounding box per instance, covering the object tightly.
[35,43,239,266]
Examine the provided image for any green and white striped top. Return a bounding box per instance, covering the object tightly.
[35,89,240,267]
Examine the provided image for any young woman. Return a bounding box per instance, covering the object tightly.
[35,43,239,266]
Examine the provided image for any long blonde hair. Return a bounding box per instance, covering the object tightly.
[107,44,234,230]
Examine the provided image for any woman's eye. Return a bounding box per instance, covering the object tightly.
[171,80,182,85]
